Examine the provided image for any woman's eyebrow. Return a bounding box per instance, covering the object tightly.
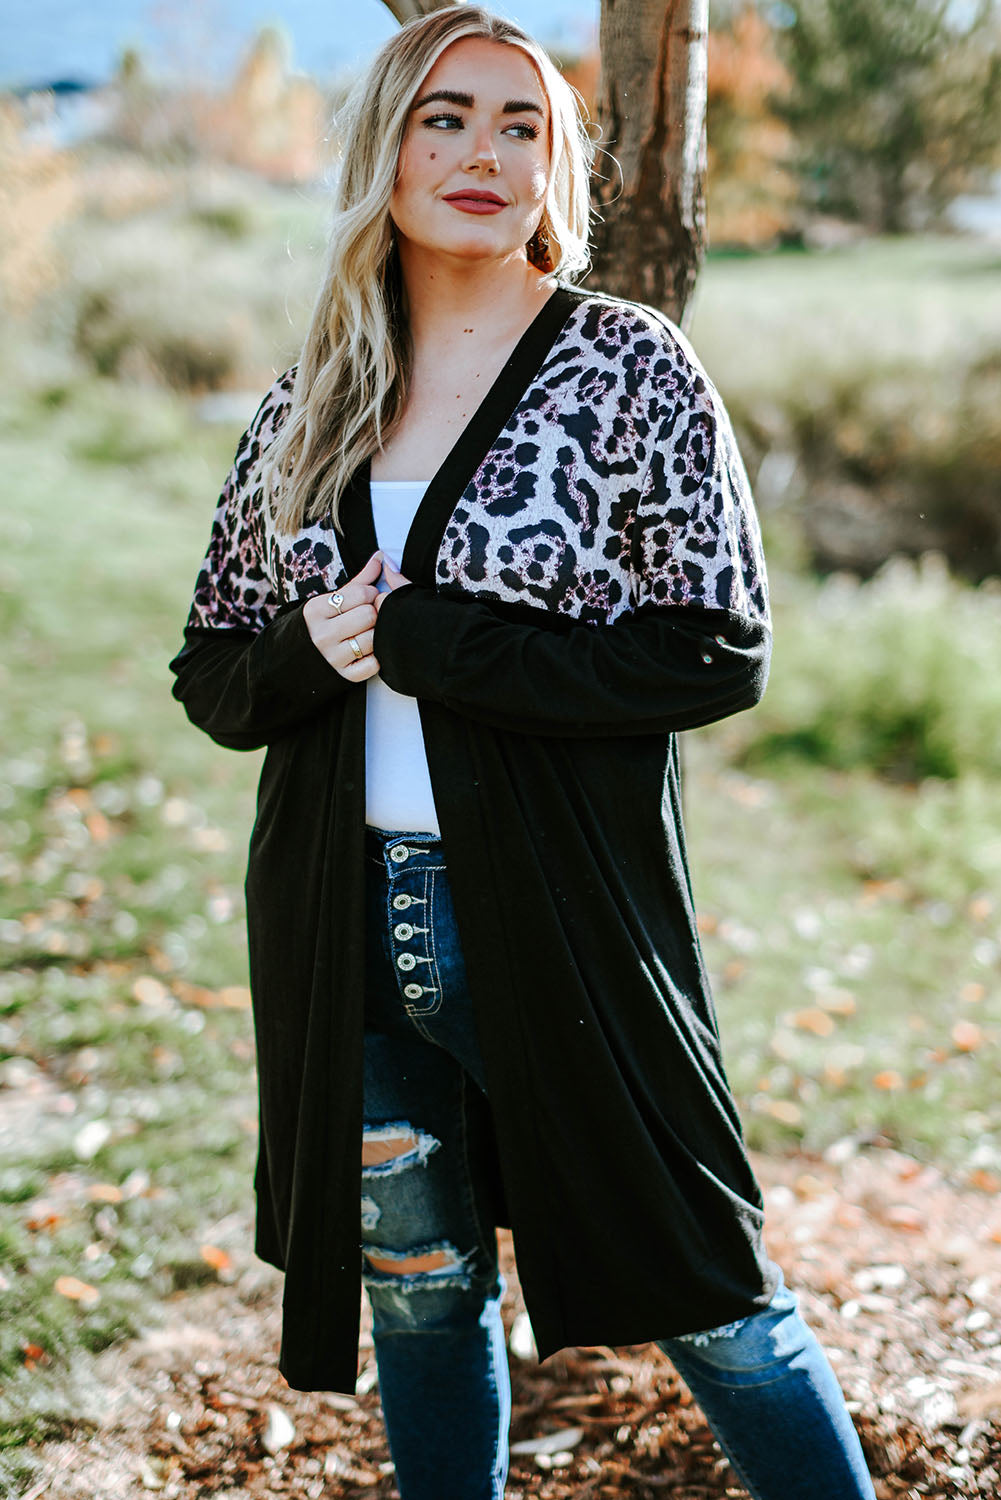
[412,88,544,116]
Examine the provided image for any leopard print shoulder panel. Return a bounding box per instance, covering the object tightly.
[435,295,769,626]
[188,293,768,634]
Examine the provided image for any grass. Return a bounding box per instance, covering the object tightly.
[1,208,999,1475]
[690,234,1001,405]
[684,744,1001,1166]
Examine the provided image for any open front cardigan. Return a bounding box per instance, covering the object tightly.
[170,284,780,1393]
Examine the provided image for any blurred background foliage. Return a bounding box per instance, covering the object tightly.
[1,0,1000,1469]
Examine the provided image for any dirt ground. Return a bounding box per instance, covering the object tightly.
[23,1144,1001,1499]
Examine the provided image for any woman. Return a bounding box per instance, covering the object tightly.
[171,8,876,1498]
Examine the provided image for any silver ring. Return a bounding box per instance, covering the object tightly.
[347,636,363,661]
[328,592,345,616]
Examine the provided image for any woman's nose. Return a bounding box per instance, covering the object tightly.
[463,127,499,172]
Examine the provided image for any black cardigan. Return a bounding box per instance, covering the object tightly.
[170,285,779,1393]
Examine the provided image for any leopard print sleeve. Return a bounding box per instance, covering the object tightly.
[186,370,297,632]
[632,367,769,627]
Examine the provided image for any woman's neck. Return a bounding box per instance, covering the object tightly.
[397,249,555,352]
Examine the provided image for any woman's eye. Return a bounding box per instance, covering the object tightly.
[418,114,539,141]
[421,113,462,130]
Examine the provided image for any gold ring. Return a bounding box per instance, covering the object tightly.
[328,592,345,615]
[347,636,363,661]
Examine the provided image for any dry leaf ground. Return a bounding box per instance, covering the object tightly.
[21,1144,1001,1500]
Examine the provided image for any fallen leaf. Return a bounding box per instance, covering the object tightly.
[792,1008,835,1036]
[85,811,111,843]
[758,1098,802,1126]
[174,981,251,1010]
[793,1174,829,1199]
[191,826,228,853]
[816,988,858,1016]
[131,976,171,1009]
[199,1244,232,1273]
[968,1169,1001,1193]
[952,1020,984,1052]
[859,879,907,906]
[883,1204,924,1232]
[25,1212,63,1233]
[74,1119,112,1161]
[21,1341,49,1369]
[260,1402,296,1454]
[217,986,251,1009]
[509,1310,537,1361]
[873,1070,905,1091]
[139,1456,171,1490]
[54,1275,101,1307]
[510,1427,585,1456]
[325,1447,381,1485]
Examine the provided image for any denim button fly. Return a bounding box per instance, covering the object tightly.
[366,828,448,1025]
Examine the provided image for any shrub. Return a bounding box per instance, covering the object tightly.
[738,556,1001,780]
[56,190,322,391]
[786,353,1001,582]
[725,342,1001,584]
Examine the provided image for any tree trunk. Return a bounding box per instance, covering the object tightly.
[590,0,708,326]
[378,0,708,326]
[380,0,450,21]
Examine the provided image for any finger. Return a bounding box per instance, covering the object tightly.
[322,581,379,618]
[332,601,377,640]
[374,584,408,613]
[338,651,381,682]
[354,552,383,586]
[381,559,411,591]
[338,628,375,670]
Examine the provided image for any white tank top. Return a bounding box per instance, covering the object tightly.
[365,480,440,835]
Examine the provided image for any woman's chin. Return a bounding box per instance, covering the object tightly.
[400,229,529,269]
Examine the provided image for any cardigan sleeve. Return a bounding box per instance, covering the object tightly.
[169,374,349,751]
[373,374,771,740]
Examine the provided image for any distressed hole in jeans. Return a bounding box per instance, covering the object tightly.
[360,1195,381,1232]
[361,1121,439,1176]
[675,1311,752,1347]
[363,1242,468,1279]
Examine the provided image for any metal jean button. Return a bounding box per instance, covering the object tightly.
[403,983,424,1000]
[396,953,417,972]
[389,844,409,864]
[392,893,413,910]
[394,923,415,941]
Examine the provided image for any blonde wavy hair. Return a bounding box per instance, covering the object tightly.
[266,4,595,534]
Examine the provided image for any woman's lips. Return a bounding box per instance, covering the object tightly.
[443,194,507,215]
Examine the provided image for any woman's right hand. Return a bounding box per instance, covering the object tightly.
[303,552,383,682]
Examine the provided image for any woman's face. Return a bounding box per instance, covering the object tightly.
[390,37,551,270]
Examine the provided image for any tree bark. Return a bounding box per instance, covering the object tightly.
[380,0,449,22]
[377,0,708,326]
[589,0,707,325]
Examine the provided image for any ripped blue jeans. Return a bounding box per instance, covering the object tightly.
[361,830,875,1500]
